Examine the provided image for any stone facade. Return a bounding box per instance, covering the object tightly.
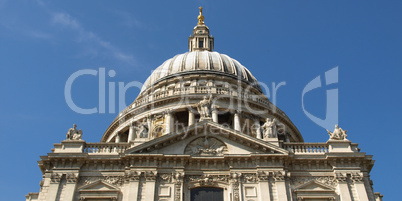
[26,8,383,201]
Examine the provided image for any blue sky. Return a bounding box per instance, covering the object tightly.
[0,0,400,199]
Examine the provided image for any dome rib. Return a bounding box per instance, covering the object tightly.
[140,51,261,93]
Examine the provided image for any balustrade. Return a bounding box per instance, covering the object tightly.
[284,143,329,154]
[84,143,130,154]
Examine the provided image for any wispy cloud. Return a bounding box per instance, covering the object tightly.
[51,12,136,66]
[29,30,52,40]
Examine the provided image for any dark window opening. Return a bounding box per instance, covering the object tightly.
[199,39,204,48]
[191,187,223,201]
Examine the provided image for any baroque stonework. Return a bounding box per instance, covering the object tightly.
[187,174,230,186]
[26,8,382,201]
[184,137,227,156]
[78,176,124,187]
[291,176,337,187]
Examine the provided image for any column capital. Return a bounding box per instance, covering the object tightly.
[125,171,141,182]
[50,173,61,183]
[145,171,157,181]
[164,109,173,115]
[257,171,269,181]
[351,172,364,183]
[335,172,347,183]
[66,173,79,184]
[273,171,286,181]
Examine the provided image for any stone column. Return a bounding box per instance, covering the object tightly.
[128,125,136,142]
[144,171,157,201]
[335,173,352,201]
[188,110,195,126]
[212,106,218,123]
[147,116,152,137]
[115,132,121,143]
[352,173,370,201]
[63,173,79,201]
[165,110,173,135]
[123,171,141,201]
[258,172,271,201]
[254,119,262,139]
[273,171,288,201]
[234,111,241,131]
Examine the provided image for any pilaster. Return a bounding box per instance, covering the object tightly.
[351,173,370,201]
[273,171,288,201]
[257,171,271,201]
[144,171,157,201]
[335,172,352,201]
[46,173,62,201]
[173,172,184,201]
[63,173,79,201]
[123,171,141,201]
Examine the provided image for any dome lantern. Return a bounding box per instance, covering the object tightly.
[189,7,214,52]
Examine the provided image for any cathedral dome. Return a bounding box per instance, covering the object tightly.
[100,7,304,143]
[140,51,261,93]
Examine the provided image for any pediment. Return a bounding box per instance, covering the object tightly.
[125,121,288,155]
[294,180,335,192]
[79,180,119,191]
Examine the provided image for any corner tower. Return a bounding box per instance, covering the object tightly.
[188,7,214,51]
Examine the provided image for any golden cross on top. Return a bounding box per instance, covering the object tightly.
[197,7,205,25]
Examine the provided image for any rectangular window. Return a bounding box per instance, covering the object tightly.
[199,39,204,48]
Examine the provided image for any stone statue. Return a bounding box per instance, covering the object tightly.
[262,118,277,138]
[195,94,213,119]
[138,118,149,138]
[66,124,83,140]
[327,125,348,140]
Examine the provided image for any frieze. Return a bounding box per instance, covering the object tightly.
[291,176,336,187]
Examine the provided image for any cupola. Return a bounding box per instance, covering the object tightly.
[188,7,214,52]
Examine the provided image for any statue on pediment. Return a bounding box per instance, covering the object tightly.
[327,125,348,140]
[262,118,277,138]
[195,94,213,120]
[66,124,83,140]
[138,118,149,138]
